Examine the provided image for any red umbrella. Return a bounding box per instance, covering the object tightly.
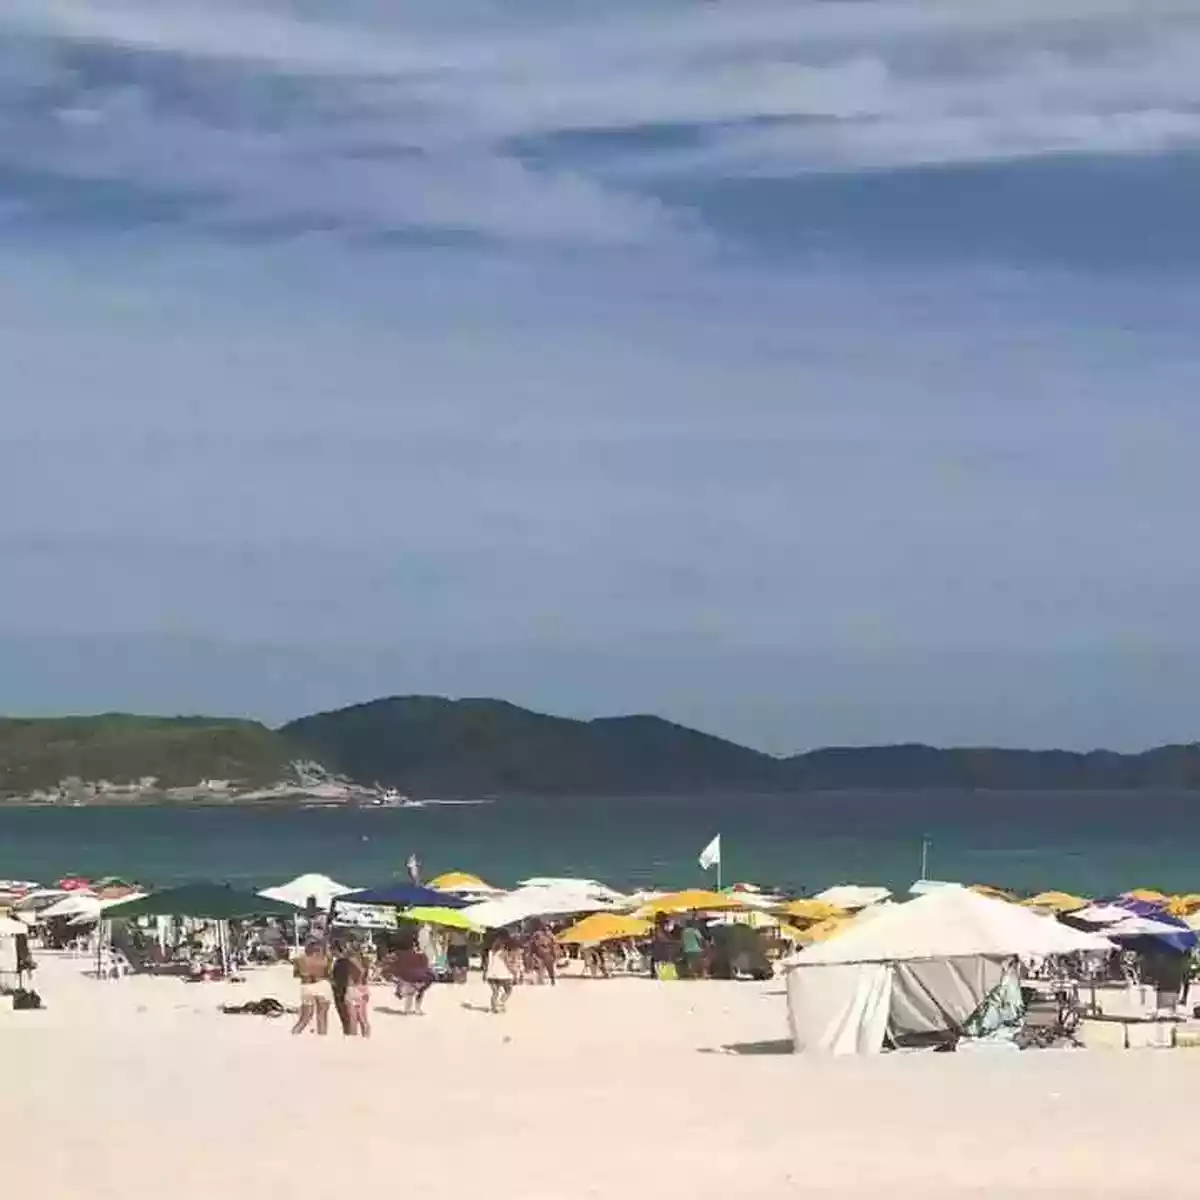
[56,876,91,891]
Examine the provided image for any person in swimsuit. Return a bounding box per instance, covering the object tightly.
[291,940,333,1036]
[346,946,372,1038]
[388,934,434,1016]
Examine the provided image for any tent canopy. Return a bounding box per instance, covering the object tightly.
[795,885,1112,965]
[259,873,354,911]
[104,883,300,920]
[464,886,616,929]
[813,885,892,910]
[336,884,468,910]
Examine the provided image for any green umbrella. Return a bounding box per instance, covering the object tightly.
[103,882,300,920]
[397,906,481,932]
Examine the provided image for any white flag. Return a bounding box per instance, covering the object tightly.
[698,834,721,871]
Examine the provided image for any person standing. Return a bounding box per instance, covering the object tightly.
[291,940,333,1036]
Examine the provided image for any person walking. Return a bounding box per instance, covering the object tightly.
[485,932,519,1013]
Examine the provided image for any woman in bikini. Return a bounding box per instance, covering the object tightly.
[291,940,333,1036]
[345,946,372,1038]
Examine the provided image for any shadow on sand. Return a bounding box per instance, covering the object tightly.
[699,1038,793,1056]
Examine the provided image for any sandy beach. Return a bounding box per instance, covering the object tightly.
[3,953,1197,1199]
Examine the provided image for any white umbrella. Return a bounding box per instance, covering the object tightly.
[39,893,103,920]
[814,884,892,910]
[464,887,619,929]
[0,916,26,936]
[259,873,355,911]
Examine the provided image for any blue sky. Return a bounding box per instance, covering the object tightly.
[2,0,1200,750]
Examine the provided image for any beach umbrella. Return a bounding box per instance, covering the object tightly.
[103,883,300,920]
[427,871,502,894]
[1166,894,1200,916]
[775,923,809,942]
[633,889,746,917]
[56,876,91,891]
[712,909,780,929]
[1123,888,1169,905]
[397,906,482,932]
[335,884,469,910]
[795,916,852,943]
[39,892,103,920]
[259,873,355,912]
[1107,914,1198,953]
[775,898,843,922]
[813,884,891,910]
[1020,891,1088,913]
[970,885,1017,902]
[0,916,26,936]
[556,913,651,944]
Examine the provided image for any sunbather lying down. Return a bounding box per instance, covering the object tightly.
[220,998,289,1017]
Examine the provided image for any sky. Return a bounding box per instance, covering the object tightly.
[2,0,1200,751]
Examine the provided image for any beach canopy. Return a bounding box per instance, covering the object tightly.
[104,883,300,920]
[426,871,502,894]
[1020,891,1088,913]
[633,889,745,917]
[39,892,103,920]
[336,884,469,910]
[463,886,617,929]
[798,886,1111,966]
[786,887,1111,1056]
[556,913,651,944]
[397,906,481,932]
[813,885,891,910]
[1106,914,1198,953]
[259,873,355,911]
[776,899,844,922]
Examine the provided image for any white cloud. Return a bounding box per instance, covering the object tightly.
[2,0,1200,243]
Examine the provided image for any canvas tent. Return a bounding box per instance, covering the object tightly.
[785,886,1111,1056]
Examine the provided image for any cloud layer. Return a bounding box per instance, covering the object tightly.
[3,0,1200,245]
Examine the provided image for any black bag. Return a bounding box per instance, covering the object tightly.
[12,988,42,1010]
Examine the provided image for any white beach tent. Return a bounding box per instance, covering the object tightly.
[785,885,1111,1056]
[813,884,892,911]
[258,873,354,912]
[463,885,621,930]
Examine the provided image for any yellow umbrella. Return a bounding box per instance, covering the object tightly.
[397,906,482,932]
[633,889,746,918]
[970,884,1017,901]
[556,913,651,944]
[1167,894,1200,916]
[775,922,809,942]
[428,871,494,892]
[796,916,852,943]
[1124,888,1169,904]
[775,898,844,922]
[1019,891,1088,913]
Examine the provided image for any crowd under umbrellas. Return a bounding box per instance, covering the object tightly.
[5,871,1200,1055]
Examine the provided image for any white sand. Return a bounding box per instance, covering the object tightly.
[3,953,1199,1198]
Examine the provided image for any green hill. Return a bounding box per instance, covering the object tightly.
[3,699,1200,799]
[0,714,293,796]
[281,696,772,795]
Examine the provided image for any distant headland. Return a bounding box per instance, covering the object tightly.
[1,696,1198,804]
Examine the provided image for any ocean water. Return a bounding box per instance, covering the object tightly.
[0,791,1193,896]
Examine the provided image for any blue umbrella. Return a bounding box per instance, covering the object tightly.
[334,884,469,909]
[1108,913,1197,954]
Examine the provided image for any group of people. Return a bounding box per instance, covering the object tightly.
[289,921,563,1034]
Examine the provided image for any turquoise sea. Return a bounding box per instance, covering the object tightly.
[0,791,1193,895]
